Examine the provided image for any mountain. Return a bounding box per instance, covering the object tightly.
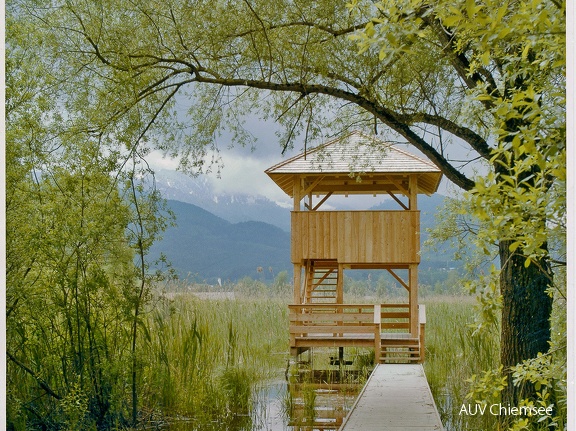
[149,169,462,285]
[149,200,291,284]
[152,168,291,231]
[151,194,461,285]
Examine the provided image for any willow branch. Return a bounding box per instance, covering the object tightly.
[396,112,493,159]
[188,73,475,189]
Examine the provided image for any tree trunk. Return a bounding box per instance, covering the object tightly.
[499,239,552,406]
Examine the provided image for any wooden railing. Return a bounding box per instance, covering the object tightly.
[419,304,426,363]
[379,303,411,331]
[291,210,420,264]
[288,304,379,336]
[289,303,426,363]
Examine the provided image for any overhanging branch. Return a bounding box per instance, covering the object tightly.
[396,112,493,160]
[190,73,476,190]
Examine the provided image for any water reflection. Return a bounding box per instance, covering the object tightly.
[253,370,366,431]
[165,369,367,430]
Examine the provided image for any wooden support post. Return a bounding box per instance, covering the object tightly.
[409,264,418,336]
[408,175,419,337]
[374,304,381,365]
[337,264,344,303]
[419,304,426,363]
[294,263,302,304]
[293,176,301,211]
[293,177,302,305]
[409,175,418,210]
[289,304,299,358]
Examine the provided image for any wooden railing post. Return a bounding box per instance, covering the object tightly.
[418,304,426,363]
[374,304,381,365]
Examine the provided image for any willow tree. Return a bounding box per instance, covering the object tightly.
[6,7,172,428]
[17,0,565,406]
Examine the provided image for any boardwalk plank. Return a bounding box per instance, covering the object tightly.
[340,364,443,431]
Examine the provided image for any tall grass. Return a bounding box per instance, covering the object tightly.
[137,290,563,430]
[424,297,500,431]
[139,293,288,429]
[140,292,498,430]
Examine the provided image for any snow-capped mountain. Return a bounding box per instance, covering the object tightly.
[147,169,465,285]
[152,168,291,231]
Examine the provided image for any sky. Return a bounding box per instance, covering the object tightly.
[145,86,478,207]
[146,114,469,209]
[146,115,303,206]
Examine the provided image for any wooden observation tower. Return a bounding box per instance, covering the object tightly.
[265,131,442,364]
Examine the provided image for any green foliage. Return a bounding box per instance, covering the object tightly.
[349,0,565,412]
[7,0,566,427]
[141,294,288,425]
[466,366,507,406]
[426,196,566,428]
[424,299,500,430]
[271,270,292,296]
[6,5,173,429]
[348,0,566,267]
[506,276,567,430]
[219,367,253,414]
[465,265,503,336]
[234,276,269,298]
[6,140,134,428]
[438,0,565,266]
[60,382,93,431]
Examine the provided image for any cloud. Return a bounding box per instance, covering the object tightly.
[146,149,293,204]
[208,153,290,203]
[146,152,180,170]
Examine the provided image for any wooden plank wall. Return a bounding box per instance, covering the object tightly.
[291,211,420,264]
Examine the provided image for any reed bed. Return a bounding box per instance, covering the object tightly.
[138,291,564,430]
[423,297,500,431]
[140,293,496,430]
[140,293,289,429]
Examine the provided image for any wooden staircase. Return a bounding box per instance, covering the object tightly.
[299,262,426,364]
[379,335,422,363]
[304,260,339,303]
[378,304,426,364]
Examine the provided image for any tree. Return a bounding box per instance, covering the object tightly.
[12,0,565,410]
[6,140,136,428]
[6,7,173,428]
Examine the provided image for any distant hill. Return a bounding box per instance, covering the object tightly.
[149,200,291,284]
[151,194,462,285]
[153,168,291,231]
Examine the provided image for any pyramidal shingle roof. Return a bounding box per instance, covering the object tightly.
[265,131,442,197]
[265,130,440,175]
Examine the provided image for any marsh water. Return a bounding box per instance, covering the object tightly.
[163,369,366,431]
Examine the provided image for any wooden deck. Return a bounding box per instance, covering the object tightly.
[289,304,426,363]
[340,364,443,431]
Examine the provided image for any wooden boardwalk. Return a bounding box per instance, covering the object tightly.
[340,364,443,431]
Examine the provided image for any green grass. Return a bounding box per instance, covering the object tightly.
[140,292,289,429]
[423,297,500,431]
[140,292,494,430]
[140,290,564,431]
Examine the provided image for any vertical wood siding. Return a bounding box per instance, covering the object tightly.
[291,211,420,264]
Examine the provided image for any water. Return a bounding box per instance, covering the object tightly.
[252,379,361,430]
[164,370,365,431]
